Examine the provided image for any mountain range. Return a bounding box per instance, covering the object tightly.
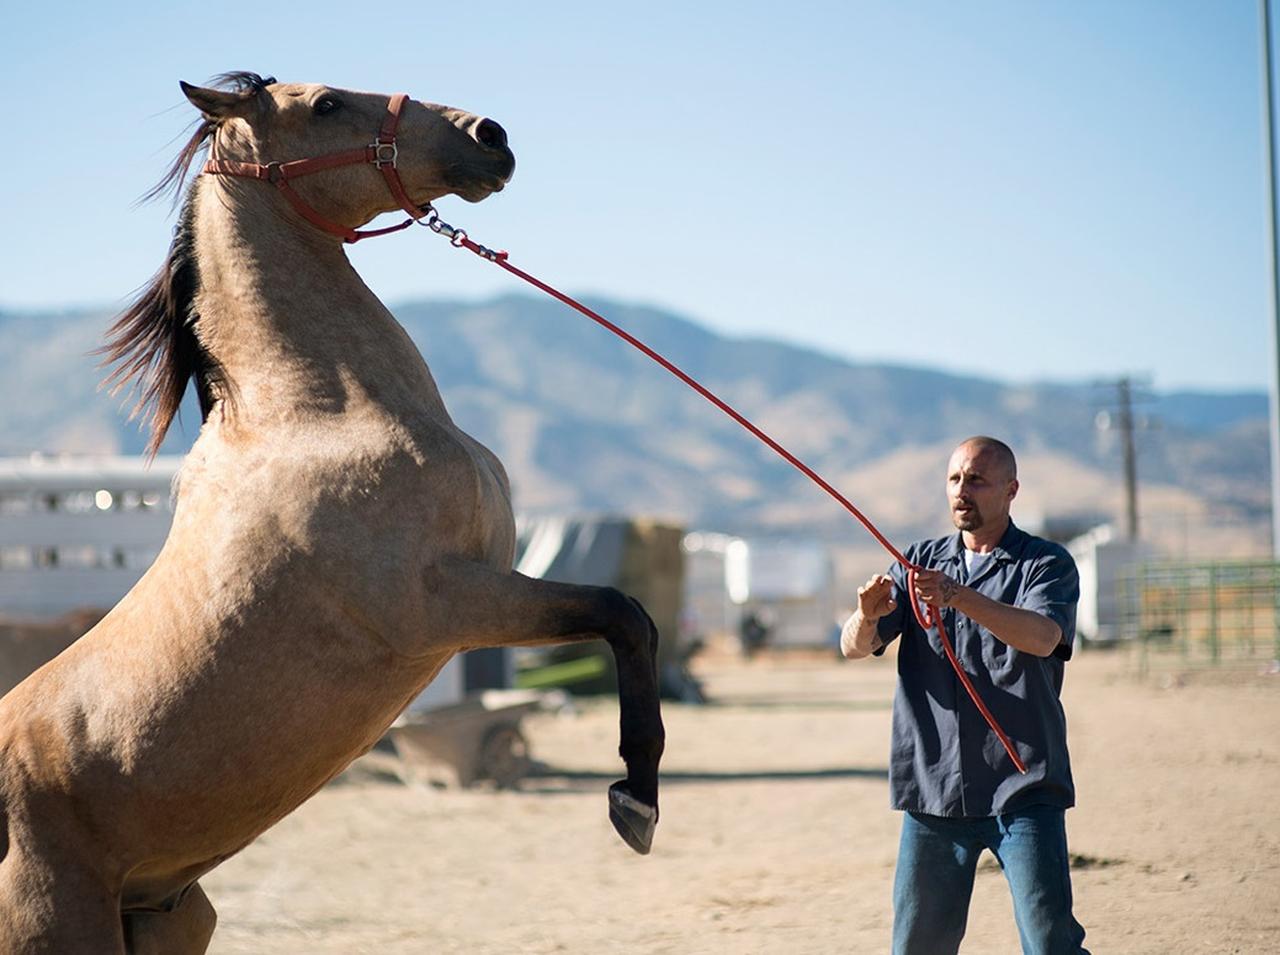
[0,295,1269,570]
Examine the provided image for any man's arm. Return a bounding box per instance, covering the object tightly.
[912,569,1062,657]
[841,573,896,660]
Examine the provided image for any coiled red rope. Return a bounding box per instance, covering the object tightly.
[421,210,1027,775]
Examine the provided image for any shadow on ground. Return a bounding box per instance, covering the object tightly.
[521,764,889,793]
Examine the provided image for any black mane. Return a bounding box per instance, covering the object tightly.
[101,72,271,456]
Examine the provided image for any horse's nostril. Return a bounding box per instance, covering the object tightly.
[475,118,508,150]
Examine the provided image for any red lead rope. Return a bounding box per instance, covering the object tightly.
[421,210,1028,775]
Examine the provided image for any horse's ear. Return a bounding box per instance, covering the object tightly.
[180,81,256,120]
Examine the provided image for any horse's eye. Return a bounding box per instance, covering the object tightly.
[314,97,341,116]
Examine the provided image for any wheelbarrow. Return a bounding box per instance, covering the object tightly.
[387,689,548,789]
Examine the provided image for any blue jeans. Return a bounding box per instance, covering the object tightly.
[892,807,1088,955]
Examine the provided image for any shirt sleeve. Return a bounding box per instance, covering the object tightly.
[1019,546,1081,661]
[872,553,912,656]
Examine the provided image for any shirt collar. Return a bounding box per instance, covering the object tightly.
[946,519,1028,565]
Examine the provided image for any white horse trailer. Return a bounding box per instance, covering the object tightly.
[0,455,182,619]
[1067,523,1154,644]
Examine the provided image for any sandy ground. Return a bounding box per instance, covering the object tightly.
[201,645,1280,954]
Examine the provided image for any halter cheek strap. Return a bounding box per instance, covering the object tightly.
[201,93,428,244]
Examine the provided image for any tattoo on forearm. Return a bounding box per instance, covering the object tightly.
[939,577,958,606]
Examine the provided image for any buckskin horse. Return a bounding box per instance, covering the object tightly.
[0,73,664,952]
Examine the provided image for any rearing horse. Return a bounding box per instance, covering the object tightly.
[0,73,664,953]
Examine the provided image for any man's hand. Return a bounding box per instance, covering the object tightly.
[857,574,898,620]
[913,567,1065,658]
[842,574,898,659]
[912,568,963,609]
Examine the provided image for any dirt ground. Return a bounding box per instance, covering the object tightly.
[202,644,1280,954]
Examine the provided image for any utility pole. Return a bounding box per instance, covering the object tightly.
[1260,0,1280,557]
[1096,376,1147,541]
[1118,378,1139,541]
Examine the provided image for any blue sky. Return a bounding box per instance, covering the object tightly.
[1,1,1274,392]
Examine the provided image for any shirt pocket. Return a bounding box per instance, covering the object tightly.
[979,626,1017,683]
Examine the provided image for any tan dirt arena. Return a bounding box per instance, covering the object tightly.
[201,644,1279,954]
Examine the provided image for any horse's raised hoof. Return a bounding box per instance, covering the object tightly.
[608,780,657,855]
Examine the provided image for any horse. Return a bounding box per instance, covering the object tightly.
[0,73,664,953]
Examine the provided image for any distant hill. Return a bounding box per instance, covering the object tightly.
[0,296,1270,561]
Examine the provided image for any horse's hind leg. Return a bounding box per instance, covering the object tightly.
[428,560,665,853]
[122,883,216,955]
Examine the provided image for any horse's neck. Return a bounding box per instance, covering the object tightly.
[192,180,449,429]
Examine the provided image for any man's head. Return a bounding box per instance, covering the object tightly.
[946,436,1019,537]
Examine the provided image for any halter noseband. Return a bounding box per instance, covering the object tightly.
[201,93,428,244]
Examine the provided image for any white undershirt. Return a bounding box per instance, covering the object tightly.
[963,548,989,580]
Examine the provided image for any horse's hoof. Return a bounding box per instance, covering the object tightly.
[608,781,657,855]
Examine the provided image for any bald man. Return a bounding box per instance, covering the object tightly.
[842,437,1088,955]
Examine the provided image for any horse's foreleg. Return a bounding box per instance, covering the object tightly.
[122,883,216,955]
[425,561,665,853]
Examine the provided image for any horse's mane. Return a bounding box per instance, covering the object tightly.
[101,71,274,458]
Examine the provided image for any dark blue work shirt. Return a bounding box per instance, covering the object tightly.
[875,521,1079,818]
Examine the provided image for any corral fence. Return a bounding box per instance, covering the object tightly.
[1116,559,1280,676]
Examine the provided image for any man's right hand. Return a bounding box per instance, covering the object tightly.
[857,574,897,622]
[842,574,897,659]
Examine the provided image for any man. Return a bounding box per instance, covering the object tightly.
[842,436,1088,955]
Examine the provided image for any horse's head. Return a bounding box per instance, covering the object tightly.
[103,73,517,457]
[180,74,515,232]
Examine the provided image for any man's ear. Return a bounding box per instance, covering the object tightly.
[180,81,258,121]
[1008,478,1020,502]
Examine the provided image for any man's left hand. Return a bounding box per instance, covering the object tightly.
[913,569,964,609]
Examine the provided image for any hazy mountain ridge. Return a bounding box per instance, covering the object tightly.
[0,296,1269,551]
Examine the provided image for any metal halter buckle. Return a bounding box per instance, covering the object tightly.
[424,212,458,241]
[370,140,398,168]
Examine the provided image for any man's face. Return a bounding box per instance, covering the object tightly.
[946,444,1018,533]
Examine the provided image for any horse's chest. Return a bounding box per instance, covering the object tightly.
[182,416,513,588]
[313,424,510,558]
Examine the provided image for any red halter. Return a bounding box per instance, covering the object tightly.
[202,93,427,243]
